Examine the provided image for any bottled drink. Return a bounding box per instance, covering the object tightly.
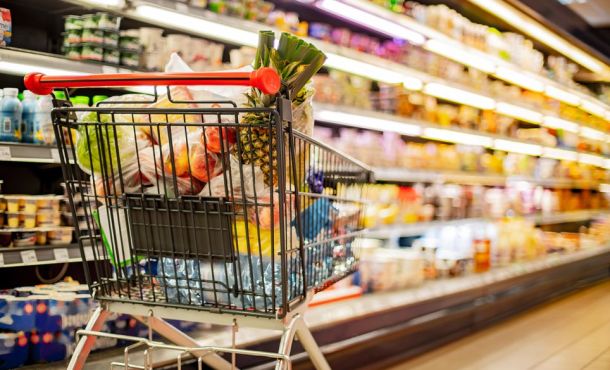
[0,88,23,142]
[21,90,37,143]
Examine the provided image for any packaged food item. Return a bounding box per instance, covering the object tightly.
[23,213,36,229]
[0,88,23,142]
[103,48,120,64]
[63,29,82,45]
[64,45,82,60]
[36,231,47,245]
[48,227,74,245]
[36,211,54,226]
[0,232,11,247]
[13,232,36,247]
[120,51,140,68]
[119,30,140,50]
[0,8,11,46]
[34,95,55,145]
[4,196,21,213]
[81,44,104,61]
[81,14,98,29]
[103,31,119,47]
[97,12,120,30]
[21,90,37,143]
[6,213,19,228]
[64,15,83,30]
[23,197,37,213]
[81,28,104,44]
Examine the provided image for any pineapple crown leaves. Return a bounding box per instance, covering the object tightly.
[250,30,327,105]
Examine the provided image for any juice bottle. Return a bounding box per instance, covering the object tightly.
[35,95,54,145]
[21,90,37,143]
[0,88,23,142]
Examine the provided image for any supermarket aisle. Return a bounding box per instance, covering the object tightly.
[391,280,610,370]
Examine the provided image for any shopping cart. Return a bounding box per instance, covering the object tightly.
[25,69,372,370]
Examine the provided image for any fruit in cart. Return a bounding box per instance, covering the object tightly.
[190,140,221,183]
[237,31,327,186]
[204,126,236,153]
[164,142,190,177]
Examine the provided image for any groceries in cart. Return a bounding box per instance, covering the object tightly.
[45,30,370,315]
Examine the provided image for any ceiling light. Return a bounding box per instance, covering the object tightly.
[135,5,259,47]
[0,61,85,77]
[494,67,545,92]
[423,128,493,147]
[424,39,496,73]
[496,102,543,124]
[424,83,495,110]
[493,139,542,156]
[545,85,581,106]
[315,110,422,137]
[325,53,423,90]
[542,147,578,161]
[542,116,580,133]
[316,0,425,45]
[466,0,609,74]
[580,126,607,141]
[579,153,605,167]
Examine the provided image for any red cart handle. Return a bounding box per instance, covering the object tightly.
[24,67,281,96]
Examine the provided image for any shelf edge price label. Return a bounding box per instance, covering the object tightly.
[84,246,94,261]
[54,248,70,262]
[0,253,4,267]
[0,146,11,161]
[20,250,37,264]
[51,149,61,163]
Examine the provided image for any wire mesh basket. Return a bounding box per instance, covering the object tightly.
[35,69,372,319]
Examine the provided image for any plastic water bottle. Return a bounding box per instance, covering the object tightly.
[21,90,37,143]
[0,88,23,142]
[35,95,54,145]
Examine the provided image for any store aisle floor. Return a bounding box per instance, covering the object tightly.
[390,279,610,370]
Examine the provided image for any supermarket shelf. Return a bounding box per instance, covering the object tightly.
[0,243,96,268]
[0,46,135,76]
[317,0,610,120]
[85,245,610,369]
[0,142,74,164]
[373,167,602,189]
[61,0,610,145]
[314,103,610,169]
[366,210,608,239]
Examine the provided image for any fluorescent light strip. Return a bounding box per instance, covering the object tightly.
[545,85,581,106]
[542,147,578,161]
[580,126,607,142]
[325,53,423,90]
[316,0,425,45]
[422,127,493,147]
[579,153,606,167]
[424,39,496,73]
[315,110,422,137]
[135,4,259,47]
[0,61,86,76]
[496,102,543,124]
[580,100,607,118]
[493,139,542,156]
[466,0,608,74]
[542,116,580,133]
[494,67,545,92]
[424,83,496,110]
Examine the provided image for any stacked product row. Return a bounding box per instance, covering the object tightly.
[358,216,610,291]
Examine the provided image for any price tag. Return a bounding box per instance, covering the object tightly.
[0,146,11,161]
[51,149,61,163]
[101,65,118,74]
[20,250,37,264]
[84,247,95,261]
[54,248,70,262]
[0,253,4,267]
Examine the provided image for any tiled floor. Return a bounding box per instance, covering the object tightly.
[390,279,610,370]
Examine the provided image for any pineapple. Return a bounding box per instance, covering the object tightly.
[236,31,327,187]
